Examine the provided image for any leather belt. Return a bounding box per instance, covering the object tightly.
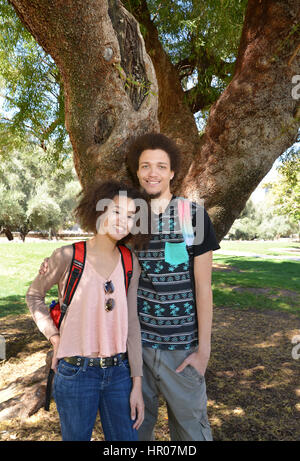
[63,353,127,368]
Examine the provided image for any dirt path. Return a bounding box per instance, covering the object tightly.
[0,307,299,441]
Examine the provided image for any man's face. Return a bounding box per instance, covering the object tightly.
[136,149,174,199]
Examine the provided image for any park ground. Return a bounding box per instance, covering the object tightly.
[0,238,299,441]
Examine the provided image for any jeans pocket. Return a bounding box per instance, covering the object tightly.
[120,358,130,369]
[57,360,82,379]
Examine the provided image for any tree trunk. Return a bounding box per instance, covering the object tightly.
[9,0,299,241]
[8,0,159,190]
[1,228,14,241]
[0,351,51,421]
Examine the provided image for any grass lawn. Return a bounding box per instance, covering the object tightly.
[212,255,299,317]
[218,239,300,256]
[0,238,299,318]
[0,238,299,441]
[0,240,68,317]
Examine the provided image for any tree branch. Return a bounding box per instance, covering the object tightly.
[124,0,200,177]
[184,86,220,114]
[182,0,300,240]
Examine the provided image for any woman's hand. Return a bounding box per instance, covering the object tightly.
[130,377,144,430]
[50,334,60,372]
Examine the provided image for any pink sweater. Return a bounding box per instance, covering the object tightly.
[26,244,143,377]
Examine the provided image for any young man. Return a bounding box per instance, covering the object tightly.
[39,133,220,441]
[126,133,220,441]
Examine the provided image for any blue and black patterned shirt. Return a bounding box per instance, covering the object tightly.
[135,196,220,350]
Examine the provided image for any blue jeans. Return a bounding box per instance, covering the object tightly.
[53,357,138,441]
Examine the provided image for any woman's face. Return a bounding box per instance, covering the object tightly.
[98,194,136,241]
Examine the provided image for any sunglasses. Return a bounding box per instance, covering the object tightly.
[104,280,115,312]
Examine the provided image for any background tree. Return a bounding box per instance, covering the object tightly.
[2,0,300,241]
[265,146,300,222]
[0,142,81,240]
[264,145,300,237]
[227,196,298,240]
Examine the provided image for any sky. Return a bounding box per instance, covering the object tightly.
[250,162,280,204]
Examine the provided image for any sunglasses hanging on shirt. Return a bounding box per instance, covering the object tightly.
[104,280,115,312]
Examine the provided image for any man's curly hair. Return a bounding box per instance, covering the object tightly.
[126,132,181,185]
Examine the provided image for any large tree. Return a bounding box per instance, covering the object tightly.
[6,0,300,241]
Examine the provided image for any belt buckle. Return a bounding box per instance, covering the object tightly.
[100,358,107,368]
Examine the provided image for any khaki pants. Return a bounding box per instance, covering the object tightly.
[138,346,213,441]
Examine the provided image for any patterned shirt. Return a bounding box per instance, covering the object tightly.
[136,196,220,350]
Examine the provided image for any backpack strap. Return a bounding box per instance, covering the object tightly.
[118,244,133,295]
[58,240,86,328]
[177,198,197,304]
[45,241,86,411]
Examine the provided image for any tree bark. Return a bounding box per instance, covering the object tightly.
[8,0,159,189]
[125,0,201,188]
[0,351,51,421]
[8,0,300,242]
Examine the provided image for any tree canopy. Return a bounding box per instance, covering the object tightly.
[0,0,65,158]
[1,0,299,240]
[0,0,247,156]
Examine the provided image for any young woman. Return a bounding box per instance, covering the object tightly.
[26,180,148,441]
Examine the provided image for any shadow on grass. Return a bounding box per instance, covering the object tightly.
[0,288,58,359]
[213,257,299,291]
[212,257,300,317]
[0,286,58,318]
[0,313,48,360]
[0,295,29,318]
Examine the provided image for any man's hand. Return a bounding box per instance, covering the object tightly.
[39,257,49,275]
[176,349,210,377]
[130,377,144,430]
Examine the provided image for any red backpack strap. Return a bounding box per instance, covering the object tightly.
[59,240,86,328]
[45,241,86,411]
[118,245,133,295]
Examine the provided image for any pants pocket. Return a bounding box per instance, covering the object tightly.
[182,364,204,381]
[56,360,82,379]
